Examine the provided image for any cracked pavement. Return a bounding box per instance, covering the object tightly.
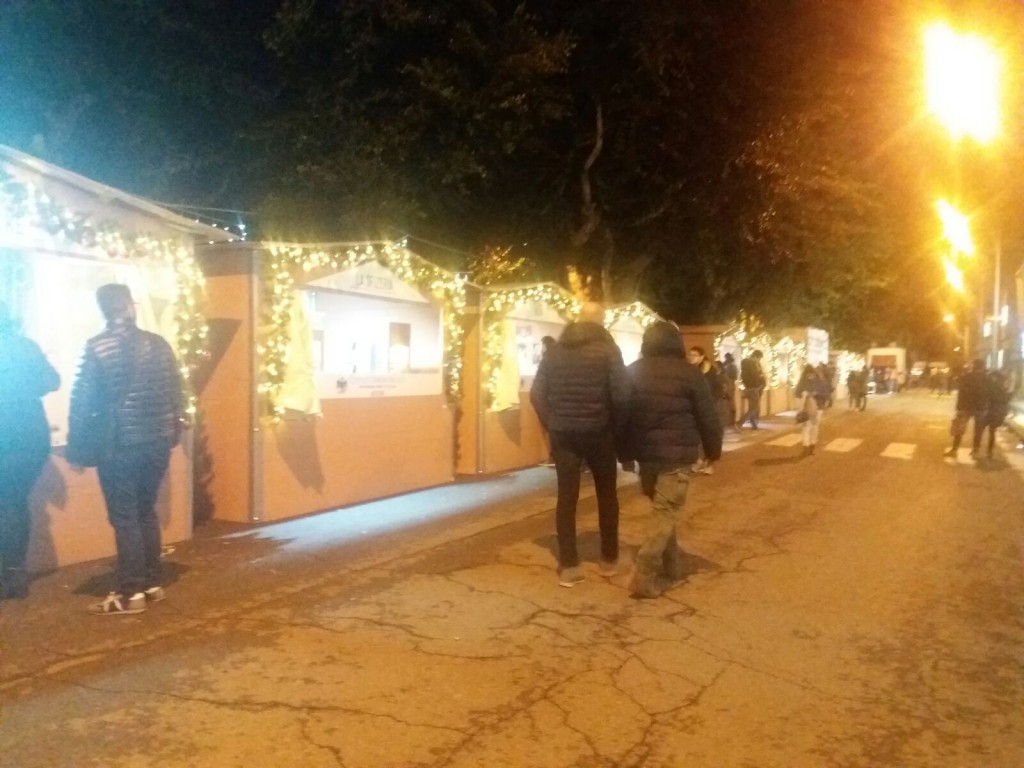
[1,393,1023,767]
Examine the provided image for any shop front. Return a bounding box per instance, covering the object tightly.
[457,283,577,475]
[197,241,464,523]
[0,145,227,570]
[606,301,661,365]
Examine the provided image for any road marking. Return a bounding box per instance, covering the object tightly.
[766,434,803,447]
[824,438,863,452]
[881,442,916,460]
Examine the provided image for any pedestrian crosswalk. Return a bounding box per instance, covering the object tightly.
[762,435,916,459]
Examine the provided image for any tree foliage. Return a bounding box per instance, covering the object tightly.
[3,0,1023,352]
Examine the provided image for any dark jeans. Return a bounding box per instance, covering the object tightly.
[550,430,620,569]
[0,449,47,571]
[951,411,983,453]
[98,441,171,595]
[740,388,762,427]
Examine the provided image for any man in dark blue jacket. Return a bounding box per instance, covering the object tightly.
[623,322,722,597]
[68,284,183,615]
[530,303,630,588]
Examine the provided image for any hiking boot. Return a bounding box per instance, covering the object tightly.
[90,592,146,616]
[144,586,166,603]
[558,566,585,588]
[629,568,662,599]
[662,544,686,582]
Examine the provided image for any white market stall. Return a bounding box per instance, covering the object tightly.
[606,301,662,364]
[0,145,229,570]
[196,240,465,523]
[457,283,577,474]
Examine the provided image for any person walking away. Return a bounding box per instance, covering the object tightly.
[846,368,861,410]
[739,350,766,429]
[0,302,59,599]
[686,346,726,473]
[944,358,988,460]
[530,302,630,588]
[982,370,1011,459]
[67,284,184,615]
[621,322,721,598]
[795,365,829,456]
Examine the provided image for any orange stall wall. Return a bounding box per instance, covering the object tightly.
[257,396,454,522]
[194,255,255,524]
[26,445,192,573]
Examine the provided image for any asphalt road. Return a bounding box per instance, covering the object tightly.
[2,391,1022,767]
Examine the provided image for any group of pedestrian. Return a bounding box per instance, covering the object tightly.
[944,358,1011,460]
[0,285,184,615]
[530,305,722,599]
[846,367,869,411]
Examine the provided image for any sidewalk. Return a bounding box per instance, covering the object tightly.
[0,417,792,692]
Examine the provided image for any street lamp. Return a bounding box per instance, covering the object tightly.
[924,22,1001,143]
[924,22,1003,365]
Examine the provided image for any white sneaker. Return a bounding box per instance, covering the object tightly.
[90,592,146,616]
[558,566,585,588]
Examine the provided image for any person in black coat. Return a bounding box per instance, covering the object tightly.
[0,302,59,599]
[67,284,184,615]
[945,358,988,459]
[530,303,630,588]
[621,322,722,598]
[981,370,1011,458]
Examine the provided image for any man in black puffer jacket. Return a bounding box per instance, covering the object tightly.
[68,284,183,616]
[623,322,722,597]
[530,303,630,588]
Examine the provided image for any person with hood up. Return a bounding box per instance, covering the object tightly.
[530,302,630,588]
[622,322,722,598]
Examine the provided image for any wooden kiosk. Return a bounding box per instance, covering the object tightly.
[457,283,577,475]
[196,240,465,523]
[0,145,228,571]
[606,301,662,365]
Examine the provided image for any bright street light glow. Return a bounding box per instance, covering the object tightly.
[943,312,956,323]
[943,257,964,292]
[924,23,1001,143]
[936,199,975,255]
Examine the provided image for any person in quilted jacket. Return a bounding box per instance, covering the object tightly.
[530,302,630,588]
[622,322,721,598]
[67,284,183,616]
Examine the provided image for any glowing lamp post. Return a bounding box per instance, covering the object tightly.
[925,23,1003,365]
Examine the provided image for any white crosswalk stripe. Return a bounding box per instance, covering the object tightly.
[766,434,803,447]
[880,442,916,460]
[824,438,863,452]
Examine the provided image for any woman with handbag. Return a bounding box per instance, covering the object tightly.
[0,302,60,599]
[795,365,823,457]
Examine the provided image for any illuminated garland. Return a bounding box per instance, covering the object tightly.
[834,351,866,393]
[713,311,781,389]
[605,301,661,329]
[0,169,208,414]
[483,284,579,408]
[773,336,808,387]
[261,241,467,417]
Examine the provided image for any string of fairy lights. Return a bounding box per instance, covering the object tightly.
[261,240,468,417]
[483,284,580,408]
[604,301,661,329]
[773,336,809,387]
[714,312,782,390]
[0,168,208,414]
